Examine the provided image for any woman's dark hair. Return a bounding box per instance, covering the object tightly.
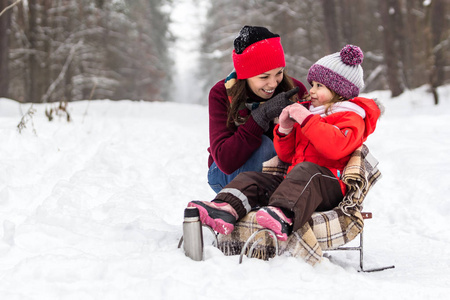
[226,71,298,127]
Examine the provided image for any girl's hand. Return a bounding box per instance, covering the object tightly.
[278,106,295,135]
[288,103,312,125]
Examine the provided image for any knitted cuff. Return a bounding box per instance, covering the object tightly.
[251,112,269,132]
[214,194,248,219]
[300,114,314,127]
[278,126,293,135]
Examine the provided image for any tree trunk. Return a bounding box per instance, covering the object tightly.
[379,0,404,97]
[41,0,52,101]
[28,0,39,103]
[321,0,340,52]
[393,0,410,89]
[430,0,445,105]
[0,0,12,98]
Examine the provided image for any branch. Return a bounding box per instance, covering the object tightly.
[0,0,22,17]
[82,81,97,123]
[41,40,83,103]
[17,104,37,135]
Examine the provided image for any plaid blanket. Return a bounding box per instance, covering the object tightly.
[217,144,381,265]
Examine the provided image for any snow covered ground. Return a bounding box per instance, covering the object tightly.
[1,85,449,299]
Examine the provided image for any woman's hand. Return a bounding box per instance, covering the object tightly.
[251,86,299,131]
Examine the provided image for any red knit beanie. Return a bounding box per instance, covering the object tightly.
[232,26,286,80]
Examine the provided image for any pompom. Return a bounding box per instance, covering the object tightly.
[340,45,363,66]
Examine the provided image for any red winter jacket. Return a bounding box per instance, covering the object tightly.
[274,97,381,194]
[208,78,307,174]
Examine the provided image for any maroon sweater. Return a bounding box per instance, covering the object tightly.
[207,78,307,174]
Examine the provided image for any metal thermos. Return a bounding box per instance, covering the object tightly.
[183,207,204,261]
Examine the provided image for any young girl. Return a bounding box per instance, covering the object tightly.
[190,45,382,240]
[207,25,307,193]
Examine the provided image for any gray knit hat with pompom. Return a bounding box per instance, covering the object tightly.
[307,45,364,99]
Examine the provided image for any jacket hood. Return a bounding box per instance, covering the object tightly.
[349,97,383,138]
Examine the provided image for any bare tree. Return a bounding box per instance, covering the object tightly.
[321,0,340,53]
[428,0,446,105]
[379,0,404,97]
[6,0,172,103]
[27,0,40,102]
[0,0,13,98]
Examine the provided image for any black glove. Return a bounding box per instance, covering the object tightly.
[251,86,299,131]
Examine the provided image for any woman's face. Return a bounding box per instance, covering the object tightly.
[309,81,333,107]
[247,67,284,99]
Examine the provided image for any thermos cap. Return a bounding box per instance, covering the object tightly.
[184,207,200,218]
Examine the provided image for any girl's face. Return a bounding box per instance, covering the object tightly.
[247,67,284,99]
[309,81,334,107]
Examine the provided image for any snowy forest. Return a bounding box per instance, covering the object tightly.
[1,1,450,298]
[0,0,449,104]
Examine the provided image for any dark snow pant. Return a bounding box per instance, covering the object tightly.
[214,162,344,232]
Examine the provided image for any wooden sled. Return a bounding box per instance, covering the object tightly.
[216,145,395,272]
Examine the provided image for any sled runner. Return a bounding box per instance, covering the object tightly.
[233,210,394,272]
[324,211,395,272]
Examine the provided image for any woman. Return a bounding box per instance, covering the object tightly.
[207,25,307,193]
